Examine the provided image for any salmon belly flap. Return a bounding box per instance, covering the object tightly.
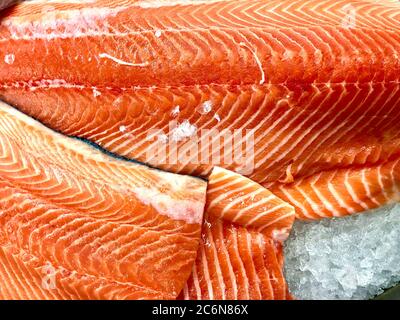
[1,0,400,220]
[181,167,295,300]
[0,100,207,300]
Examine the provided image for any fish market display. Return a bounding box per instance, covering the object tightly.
[0,0,398,301]
[182,167,295,300]
[1,0,399,220]
[0,100,207,299]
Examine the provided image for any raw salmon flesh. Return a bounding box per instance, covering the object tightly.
[0,0,399,300]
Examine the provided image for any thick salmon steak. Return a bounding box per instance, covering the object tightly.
[0,100,207,300]
[0,0,399,220]
[182,167,295,300]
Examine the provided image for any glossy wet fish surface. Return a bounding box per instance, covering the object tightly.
[0,0,399,300]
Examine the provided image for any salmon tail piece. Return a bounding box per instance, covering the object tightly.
[181,167,295,300]
[0,100,207,300]
[270,158,400,220]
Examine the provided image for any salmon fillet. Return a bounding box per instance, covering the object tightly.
[0,0,399,219]
[271,159,400,220]
[181,167,295,300]
[0,100,207,299]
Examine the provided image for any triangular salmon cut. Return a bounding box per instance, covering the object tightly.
[0,101,207,299]
[270,158,400,220]
[181,167,295,300]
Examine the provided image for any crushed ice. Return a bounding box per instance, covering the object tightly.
[284,204,400,300]
[170,120,197,142]
[155,30,162,38]
[196,100,212,115]
[171,105,180,117]
[4,53,15,65]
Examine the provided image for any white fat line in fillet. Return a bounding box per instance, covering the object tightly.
[71,109,128,139]
[256,233,274,298]
[187,90,266,175]
[326,173,356,215]
[310,31,395,164]
[68,219,118,251]
[240,1,281,27]
[141,110,202,167]
[43,181,96,205]
[207,176,243,195]
[191,263,202,300]
[129,111,176,159]
[162,91,228,174]
[344,170,369,210]
[206,225,226,299]
[98,53,149,67]
[278,181,315,220]
[230,194,278,225]
[296,1,332,26]
[309,172,341,217]
[243,202,289,228]
[225,2,263,29]
[291,32,369,169]
[322,87,385,164]
[257,211,294,233]
[136,0,229,9]
[294,183,324,217]
[389,159,400,195]
[0,260,14,299]
[251,104,304,169]
[294,83,361,173]
[0,141,22,168]
[207,183,253,211]
[209,170,236,184]
[173,90,258,175]
[220,188,266,219]
[217,221,238,299]
[109,235,169,272]
[254,87,328,171]
[91,224,131,259]
[1,16,397,45]
[361,167,381,206]
[199,244,214,300]
[39,217,91,248]
[101,118,156,153]
[252,36,331,172]
[88,121,126,141]
[182,283,189,300]
[109,117,166,157]
[239,42,265,85]
[231,227,250,299]
[371,85,400,134]
[5,254,38,299]
[95,121,134,147]
[105,132,142,158]
[230,97,292,175]
[231,193,276,220]
[0,249,22,299]
[1,247,36,300]
[245,232,262,298]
